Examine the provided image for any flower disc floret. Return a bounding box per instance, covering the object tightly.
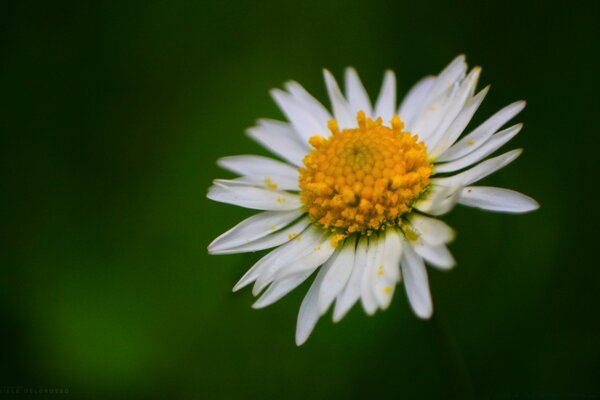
[299,111,432,235]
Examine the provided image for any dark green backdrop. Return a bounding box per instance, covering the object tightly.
[2,0,599,399]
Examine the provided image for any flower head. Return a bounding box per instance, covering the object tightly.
[207,55,539,345]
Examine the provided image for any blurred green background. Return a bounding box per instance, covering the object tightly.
[2,0,599,398]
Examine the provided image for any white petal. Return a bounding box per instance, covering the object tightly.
[214,216,310,255]
[295,259,332,346]
[252,226,323,295]
[427,86,489,159]
[233,242,290,292]
[408,214,456,245]
[217,176,298,191]
[360,234,382,315]
[323,69,355,129]
[374,70,396,123]
[458,186,540,213]
[208,210,303,254]
[414,184,462,216]
[273,236,336,282]
[333,236,368,322]
[401,244,433,319]
[413,242,455,270]
[435,149,522,187]
[383,229,403,283]
[271,89,328,144]
[284,81,332,127]
[398,76,435,128]
[410,82,459,142]
[246,119,310,167]
[437,101,526,162]
[407,56,467,133]
[218,155,298,180]
[423,67,481,150]
[424,55,467,105]
[434,124,522,173]
[372,229,403,309]
[252,273,311,309]
[344,67,373,117]
[318,236,357,315]
[207,182,302,211]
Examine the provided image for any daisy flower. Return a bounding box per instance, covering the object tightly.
[207,55,539,345]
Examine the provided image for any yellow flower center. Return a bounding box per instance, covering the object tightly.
[299,111,432,238]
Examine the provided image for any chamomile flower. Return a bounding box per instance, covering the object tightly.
[207,55,539,345]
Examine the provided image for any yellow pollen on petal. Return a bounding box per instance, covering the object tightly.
[264,177,278,190]
[384,287,392,294]
[299,111,432,235]
[403,226,420,242]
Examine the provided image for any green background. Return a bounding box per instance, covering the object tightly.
[2,0,599,399]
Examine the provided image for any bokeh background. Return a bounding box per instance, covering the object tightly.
[2,0,599,399]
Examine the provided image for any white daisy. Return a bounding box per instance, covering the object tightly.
[207,55,539,345]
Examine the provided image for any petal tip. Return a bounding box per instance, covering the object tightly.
[415,305,433,320]
[251,301,264,309]
[295,335,308,346]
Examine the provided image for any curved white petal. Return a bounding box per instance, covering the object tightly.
[252,273,311,309]
[458,186,540,213]
[411,82,459,143]
[435,149,522,187]
[323,69,355,129]
[333,236,368,322]
[424,55,467,105]
[207,182,302,211]
[434,124,522,174]
[216,176,298,191]
[408,214,456,245]
[407,55,467,133]
[208,210,303,254]
[372,229,403,309]
[398,76,435,128]
[254,236,336,310]
[246,119,310,166]
[215,216,310,255]
[413,242,455,270]
[273,236,336,282]
[382,229,403,283]
[414,184,462,216]
[427,86,489,159]
[253,226,323,294]
[233,218,314,296]
[284,81,332,127]
[271,89,328,143]
[295,258,332,346]
[401,244,433,319]
[437,101,526,162]
[318,237,357,315]
[423,67,481,150]
[361,234,382,315]
[374,70,396,123]
[232,222,311,292]
[344,67,373,117]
